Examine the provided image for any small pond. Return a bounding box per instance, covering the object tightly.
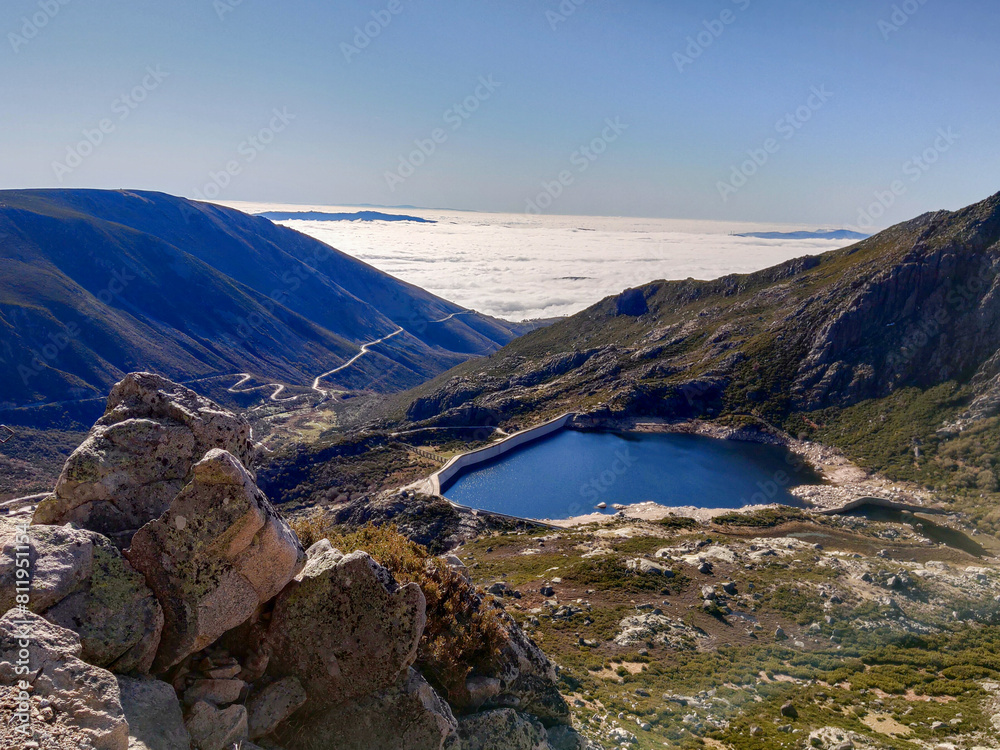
[442,429,822,520]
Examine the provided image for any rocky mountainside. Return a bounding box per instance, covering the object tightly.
[0,373,595,750]
[0,189,535,413]
[392,192,1000,527]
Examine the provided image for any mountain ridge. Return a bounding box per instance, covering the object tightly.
[0,189,536,412]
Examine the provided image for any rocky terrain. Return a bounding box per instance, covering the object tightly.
[448,509,1000,750]
[0,373,593,750]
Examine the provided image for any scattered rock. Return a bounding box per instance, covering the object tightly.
[183,679,245,707]
[184,701,247,750]
[775,626,788,641]
[781,701,798,719]
[608,726,638,744]
[126,449,306,672]
[117,675,191,750]
[247,676,307,740]
[615,613,703,650]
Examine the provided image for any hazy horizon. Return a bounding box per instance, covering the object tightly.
[3,1,997,228]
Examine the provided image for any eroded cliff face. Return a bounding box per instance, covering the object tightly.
[2,373,591,750]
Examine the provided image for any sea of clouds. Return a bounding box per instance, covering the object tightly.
[225,201,861,321]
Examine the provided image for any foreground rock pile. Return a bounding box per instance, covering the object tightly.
[1,373,593,750]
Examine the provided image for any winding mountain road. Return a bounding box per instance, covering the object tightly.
[311,326,406,397]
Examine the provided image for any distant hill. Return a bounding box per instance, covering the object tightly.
[736,229,870,240]
[258,211,435,224]
[0,189,534,413]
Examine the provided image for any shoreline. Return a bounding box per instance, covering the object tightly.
[408,413,947,528]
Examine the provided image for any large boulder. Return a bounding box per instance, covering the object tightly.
[265,546,426,709]
[459,708,552,750]
[126,449,306,673]
[272,668,459,750]
[34,372,256,547]
[0,610,129,750]
[0,519,163,673]
[117,675,192,750]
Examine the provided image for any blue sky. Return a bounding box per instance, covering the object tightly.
[2,0,997,225]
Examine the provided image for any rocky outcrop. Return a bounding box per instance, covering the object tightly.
[323,490,531,553]
[117,675,191,750]
[0,610,129,750]
[34,372,256,547]
[0,519,163,673]
[459,708,552,750]
[273,668,460,750]
[490,609,572,726]
[265,545,426,708]
[8,372,582,750]
[126,449,306,672]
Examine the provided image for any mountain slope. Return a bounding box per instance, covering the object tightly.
[392,192,1000,526]
[0,189,534,410]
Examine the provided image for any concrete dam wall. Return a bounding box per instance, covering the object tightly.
[429,412,577,496]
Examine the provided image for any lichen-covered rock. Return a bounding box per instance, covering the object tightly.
[184,701,247,750]
[0,519,163,673]
[117,675,192,750]
[126,449,306,672]
[265,547,426,709]
[247,676,307,739]
[489,608,572,726]
[272,668,459,750]
[0,610,129,750]
[458,708,552,750]
[34,372,256,547]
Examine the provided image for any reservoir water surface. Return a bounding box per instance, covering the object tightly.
[442,430,820,520]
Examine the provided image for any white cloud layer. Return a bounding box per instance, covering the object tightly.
[224,202,861,321]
